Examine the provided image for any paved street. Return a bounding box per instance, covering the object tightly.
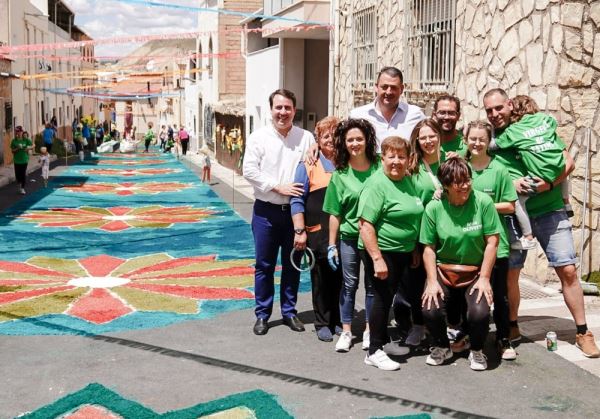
[1,151,600,418]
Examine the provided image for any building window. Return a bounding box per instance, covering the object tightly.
[351,5,377,90]
[208,37,214,79]
[404,0,456,92]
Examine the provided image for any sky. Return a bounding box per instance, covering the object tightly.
[63,0,200,57]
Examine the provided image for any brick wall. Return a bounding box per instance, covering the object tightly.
[218,1,262,100]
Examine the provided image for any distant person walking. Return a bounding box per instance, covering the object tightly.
[144,122,155,153]
[201,150,211,183]
[39,146,50,187]
[42,123,55,154]
[11,126,33,195]
[178,126,190,155]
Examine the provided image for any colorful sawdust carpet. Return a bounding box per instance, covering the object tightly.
[20,383,292,418]
[0,149,265,335]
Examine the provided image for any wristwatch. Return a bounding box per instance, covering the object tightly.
[294,228,305,235]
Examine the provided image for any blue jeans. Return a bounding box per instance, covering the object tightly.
[509,209,578,269]
[251,200,300,320]
[339,239,373,324]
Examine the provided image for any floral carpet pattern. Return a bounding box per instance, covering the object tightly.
[59,182,194,196]
[21,384,293,418]
[18,206,217,231]
[0,148,258,335]
[96,159,167,166]
[82,168,182,177]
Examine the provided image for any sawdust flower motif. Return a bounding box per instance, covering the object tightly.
[0,254,255,325]
[60,182,193,196]
[81,168,181,177]
[18,206,216,232]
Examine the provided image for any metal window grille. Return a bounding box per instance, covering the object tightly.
[352,6,377,90]
[404,0,456,93]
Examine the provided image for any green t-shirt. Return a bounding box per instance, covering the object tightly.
[357,170,424,252]
[144,129,155,141]
[11,137,32,164]
[495,113,565,183]
[412,158,442,207]
[441,132,467,157]
[420,190,503,265]
[470,157,518,259]
[323,161,380,240]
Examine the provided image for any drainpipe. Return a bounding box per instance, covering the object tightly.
[327,0,338,115]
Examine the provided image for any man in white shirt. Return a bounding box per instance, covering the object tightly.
[243,89,315,336]
[350,66,425,149]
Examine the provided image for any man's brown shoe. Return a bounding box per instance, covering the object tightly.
[575,331,600,358]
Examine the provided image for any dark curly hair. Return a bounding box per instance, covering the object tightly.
[333,118,379,170]
[437,156,472,189]
[408,118,442,175]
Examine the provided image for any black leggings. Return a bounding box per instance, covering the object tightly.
[145,139,151,152]
[361,250,412,354]
[311,257,343,330]
[491,257,510,341]
[422,278,490,351]
[14,163,27,188]
[393,263,425,334]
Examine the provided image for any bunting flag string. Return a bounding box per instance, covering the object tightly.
[111,0,330,26]
[4,51,240,63]
[0,26,330,54]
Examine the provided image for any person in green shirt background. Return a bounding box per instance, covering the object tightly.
[144,122,155,153]
[433,94,467,157]
[323,118,379,353]
[420,157,502,371]
[409,119,444,207]
[10,126,33,195]
[358,136,424,371]
[483,88,599,358]
[466,120,518,361]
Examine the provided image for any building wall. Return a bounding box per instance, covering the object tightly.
[334,0,405,117]
[245,45,281,138]
[334,0,600,282]
[304,39,329,130]
[219,0,262,100]
[455,0,600,282]
[8,0,84,143]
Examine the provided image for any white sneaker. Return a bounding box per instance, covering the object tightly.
[364,349,400,371]
[19,188,26,195]
[511,236,537,250]
[498,340,517,361]
[469,350,488,371]
[426,347,453,366]
[335,331,352,352]
[405,325,426,346]
[361,331,370,350]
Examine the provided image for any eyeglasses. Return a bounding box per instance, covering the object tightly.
[435,110,458,117]
[450,180,472,189]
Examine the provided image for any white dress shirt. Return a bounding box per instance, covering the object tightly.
[243,124,315,204]
[350,101,425,151]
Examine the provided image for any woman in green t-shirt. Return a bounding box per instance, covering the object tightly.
[420,157,502,371]
[323,118,379,353]
[466,120,518,361]
[409,119,444,207]
[10,127,33,195]
[358,136,424,370]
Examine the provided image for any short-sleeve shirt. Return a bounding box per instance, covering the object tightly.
[412,158,443,207]
[494,113,565,183]
[11,137,32,164]
[470,157,518,259]
[323,162,380,240]
[42,128,55,144]
[441,132,467,157]
[357,170,424,252]
[350,101,425,152]
[420,190,503,265]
